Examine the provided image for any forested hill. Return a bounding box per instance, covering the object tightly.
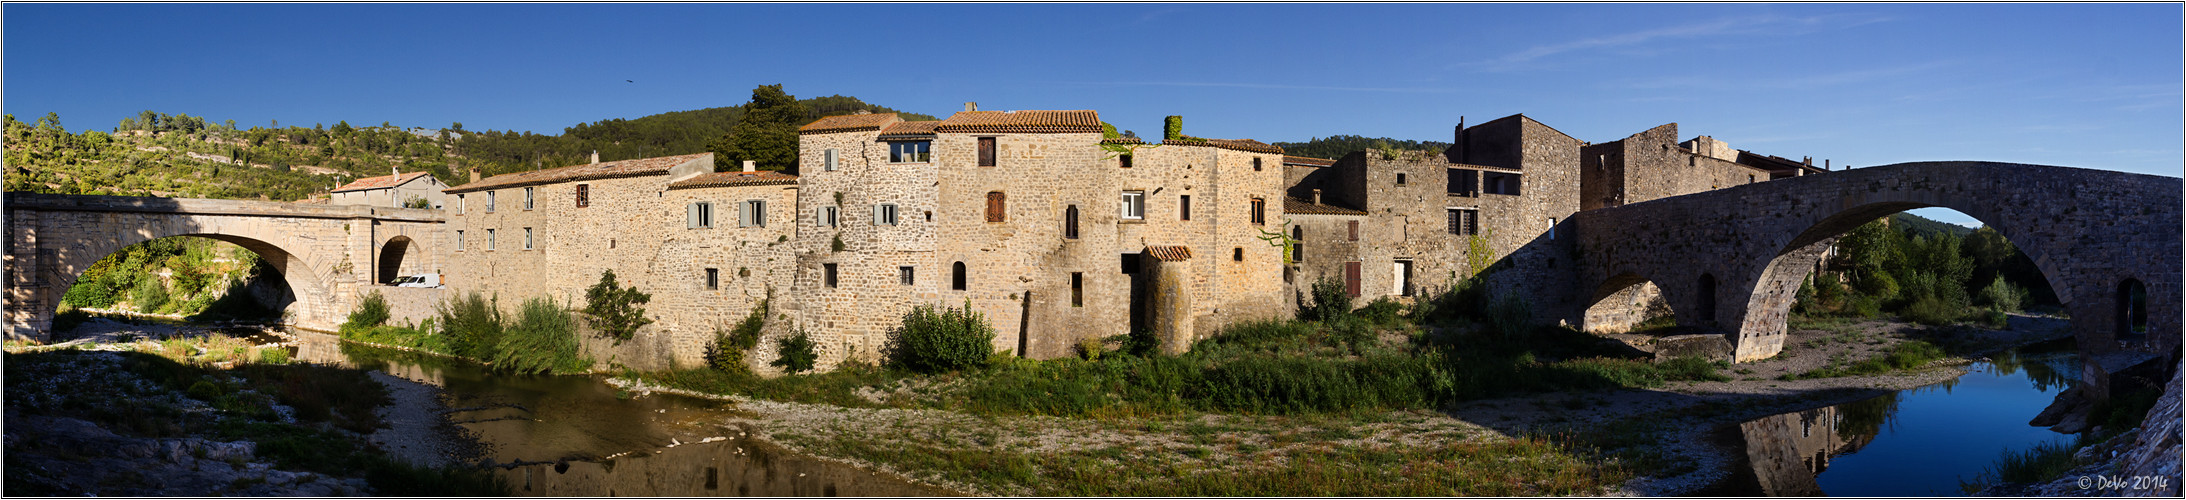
[459,94,936,178]
[1887,212,1977,239]
[1274,135,1453,160]
[3,91,933,201]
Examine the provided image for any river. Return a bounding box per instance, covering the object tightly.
[1702,338,2082,496]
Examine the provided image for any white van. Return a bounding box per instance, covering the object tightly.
[394,273,443,288]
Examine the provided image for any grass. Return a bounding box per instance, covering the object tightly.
[1781,340,1947,380]
[1957,438,2082,493]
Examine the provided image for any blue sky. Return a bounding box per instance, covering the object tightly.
[8,3,2180,226]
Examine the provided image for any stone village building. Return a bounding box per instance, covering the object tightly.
[330,168,448,209]
[436,109,1822,372]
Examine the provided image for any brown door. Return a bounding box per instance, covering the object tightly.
[978,137,996,167]
[1344,261,1362,297]
[986,192,1006,222]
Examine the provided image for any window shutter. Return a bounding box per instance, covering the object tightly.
[986,192,1005,222]
[756,200,766,226]
[687,203,698,229]
[1344,262,1362,298]
[978,137,996,167]
[824,149,838,171]
[873,204,883,225]
[1348,221,1359,241]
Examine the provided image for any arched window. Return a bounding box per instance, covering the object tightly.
[953,262,968,291]
[2117,278,2148,341]
[1064,205,1080,239]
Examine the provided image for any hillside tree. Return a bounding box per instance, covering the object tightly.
[708,84,802,172]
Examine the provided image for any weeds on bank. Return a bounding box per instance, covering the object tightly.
[1780,340,1948,380]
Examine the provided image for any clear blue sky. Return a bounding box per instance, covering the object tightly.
[9,3,2180,225]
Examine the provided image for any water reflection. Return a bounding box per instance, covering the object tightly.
[1714,343,2081,497]
[287,331,952,496]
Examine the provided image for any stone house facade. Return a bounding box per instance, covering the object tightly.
[331,170,447,208]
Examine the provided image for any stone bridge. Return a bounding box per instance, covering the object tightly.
[4,193,445,340]
[1568,161,2180,362]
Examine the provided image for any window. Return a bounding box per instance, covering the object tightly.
[952,262,967,290]
[1065,205,1080,239]
[1121,191,1144,220]
[1483,172,1522,195]
[1348,220,1359,241]
[456,194,465,214]
[576,184,589,208]
[1447,208,1479,235]
[899,266,915,286]
[823,263,839,288]
[523,227,534,250]
[1396,173,1408,185]
[1447,168,1478,196]
[688,202,715,228]
[977,137,996,167]
[455,230,465,251]
[889,141,931,163]
[875,203,899,225]
[1548,217,1557,240]
[1071,272,1084,307]
[487,191,497,212]
[2118,279,2149,340]
[1291,226,1303,263]
[818,206,838,227]
[740,199,767,227]
[1119,153,1133,169]
[1344,261,1362,298]
[524,187,535,210]
[1179,195,1191,221]
[824,148,839,171]
[705,268,719,290]
[1395,260,1414,296]
[1253,157,1263,171]
[1233,248,1244,261]
[1250,198,1266,225]
[486,229,496,250]
[986,192,1006,222]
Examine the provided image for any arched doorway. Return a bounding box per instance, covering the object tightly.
[2116,278,2148,343]
[378,236,416,284]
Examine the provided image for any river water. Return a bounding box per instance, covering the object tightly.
[1703,339,2081,496]
[283,331,953,497]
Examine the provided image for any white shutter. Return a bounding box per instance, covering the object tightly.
[824,149,838,171]
[687,203,698,229]
[873,204,883,225]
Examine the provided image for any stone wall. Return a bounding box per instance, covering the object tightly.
[359,285,445,327]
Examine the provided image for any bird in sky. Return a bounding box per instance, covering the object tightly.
[626,80,635,83]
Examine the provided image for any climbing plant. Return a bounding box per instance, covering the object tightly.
[1465,227,1495,278]
[1256,218,1301,265]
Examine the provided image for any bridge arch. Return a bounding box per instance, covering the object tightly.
[1582,271,1681,334]
[47,228,342,334]
[377,235,418,284]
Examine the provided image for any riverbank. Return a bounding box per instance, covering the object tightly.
[598,312,2079,496]
[2,319,500,496]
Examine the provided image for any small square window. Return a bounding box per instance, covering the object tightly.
[889,141,931,163]
[900,266,915,286]
[824,263,839,288]
[1120,153,1133,169]
[1179,195,1191,221]
[1396,173,1408,185]
[523,227,534,250]
[705,268,720,290]
[576,184,590,208]
[1121,191,1144,220]
[1233,248,1244,261]
[876,203,899,226]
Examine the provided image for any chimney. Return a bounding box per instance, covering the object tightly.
[1311,189,1322,205]
[1803,156,1812,166]
[392,165,398,177]
[964,102,978,112]
[742,160,756,173]
[590,150,600,164]
[1825,159,1831,170]
[469,167,481,183]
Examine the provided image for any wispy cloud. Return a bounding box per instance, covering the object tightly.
[1473,13,1893,72]
[1617,61,1951,91]
[1049,81,1460,94]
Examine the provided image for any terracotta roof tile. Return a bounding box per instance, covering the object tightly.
[1284,198,1368,216]
[935,110,1103,134]
[1144,245,1193,262]
[1101,137,1145,145]
[800,113,901,134]
[1283,156,1336,167]
[332,171,434,193]
[878,120,940,138]
[667,170,799,190]
[446,153,711,193]
[1163,137,1286,154]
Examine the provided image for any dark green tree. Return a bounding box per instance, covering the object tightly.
[708,84,803,172]
[583,269,654,340]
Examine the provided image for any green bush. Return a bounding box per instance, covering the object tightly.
[437,292,504,359]
[1326,315,1375,352]
[491,298,589,375]
[582,269,653,341]
[61,278,119,309]
[1204,319,1315,349]
[51,309,91,335]
[1302,277,1350,322]
[1845,294,1883,318]
[889,302,996,374]
[1900,296,1961,325]
[1979,276,2025,312]
[133,275,170,312]
[342,291,391,334]
[1357,297,1404,326]
[772,330,818,374]
[1487,292,1532,338]
[708,301,768,373]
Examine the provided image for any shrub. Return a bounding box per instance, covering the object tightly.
[1326,315,1375,352]
[1900,296,1961,326]
[708,301,767,373]
[889,302,996,374]
[1845,294,1883,318]
[1978,276,2025,312]
[342,291,391,334]
[133,275,170,312]
[437,292,504,359]
[491,297,589,375]
[1302,277,1350,322]
[1121,328,1158,356]
[61,278,119,309]
[1487,292,1532,338]
[772,330,818,374]
[582,269,653,341]
[1075,337,1107,361]
[1357,297,1404,326]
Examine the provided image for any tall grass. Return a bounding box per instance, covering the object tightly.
[489,297,590,375]
[1958,438,2081,492]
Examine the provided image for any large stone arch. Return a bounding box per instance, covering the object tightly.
[1583,271,1680,334]
[30,214,346,336]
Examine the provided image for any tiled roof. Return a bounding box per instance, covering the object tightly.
[1283,156,1335,167]
[1144,245,1193,262]
[1100,137,1145,145]
[446,153,711,193]
[878,120,940,138]
[667,170,799,190]
[1162,137,1285,154]
[1284,198,1368,216]
[800,113,901,134]
[332,171,434,193]
[935,110,1103,134]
